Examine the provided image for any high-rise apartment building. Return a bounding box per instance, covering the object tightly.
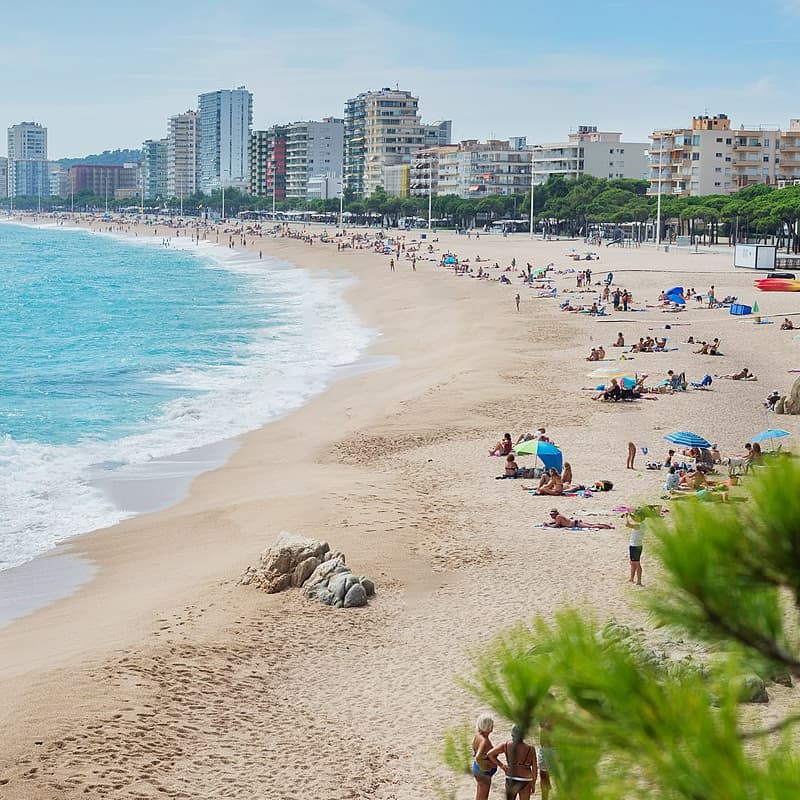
[648,114,800,197]
[410,139,531,199]
[197,86,253,193]
[531,126,648,186]
[344,87,450,197]
[0,157,7,199]
[248,126,287,200]
[142,138,169,200]
[167,110,197,198]
[7,121,49,197]
[8,121,47,161]
[285,118,344,200]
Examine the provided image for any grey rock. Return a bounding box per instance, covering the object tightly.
[360,578,376,597]
[303,557,347,593]
[329,572,352,602]
[344,583,368,608]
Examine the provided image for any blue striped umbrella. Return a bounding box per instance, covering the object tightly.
[664,431,711,448]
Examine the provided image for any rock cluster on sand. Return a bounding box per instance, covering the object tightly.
[775,376,800,414]
[239,532,375,608]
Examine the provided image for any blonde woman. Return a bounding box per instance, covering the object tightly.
[472,715,497,800]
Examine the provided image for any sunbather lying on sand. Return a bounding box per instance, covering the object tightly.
[721,367,756,380]
[544,509,615,529]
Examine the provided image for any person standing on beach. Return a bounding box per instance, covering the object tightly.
[389,257,395,272]
[515,293,521,312]
[626,441,636,470]
[488,725,536,800]
[472,715,497,800]
[627,510,644,585]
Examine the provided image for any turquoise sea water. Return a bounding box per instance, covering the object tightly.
[0,222,370,570]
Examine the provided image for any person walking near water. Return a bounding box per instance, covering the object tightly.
[389,257,395,271]
[626,441,636,469]
[515,293,521,312]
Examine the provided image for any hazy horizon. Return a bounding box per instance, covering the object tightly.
[4,0,800,159]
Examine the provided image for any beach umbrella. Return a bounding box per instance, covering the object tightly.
[664,431,712,448]
[752,429,790,444]
[514,439,563,472]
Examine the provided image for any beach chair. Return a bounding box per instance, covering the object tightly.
[691,374,713,390]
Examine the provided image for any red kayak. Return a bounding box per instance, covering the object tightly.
[755,278,800,292]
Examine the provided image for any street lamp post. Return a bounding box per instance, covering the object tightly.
[427,157,433,230]
[339,179,344,228]
[529,154,535,240]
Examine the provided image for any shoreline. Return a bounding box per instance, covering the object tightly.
[1,215,798,798]
[0,219,378,604]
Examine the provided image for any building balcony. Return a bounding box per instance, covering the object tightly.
[781,142,800,151]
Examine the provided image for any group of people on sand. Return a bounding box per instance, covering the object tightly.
[472,715,554,800]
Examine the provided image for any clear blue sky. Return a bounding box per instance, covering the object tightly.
[3,0,800,158]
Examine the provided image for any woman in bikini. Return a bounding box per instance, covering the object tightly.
[545,509,615,529]
[523,469,563,495]
[472,715,497,800]
[488,725,537,800]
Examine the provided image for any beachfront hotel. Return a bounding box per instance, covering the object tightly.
[648,114,800,197]
[284,118,344,200]
[343,87,451,197]
[409,137,531,199]
[141,138,169,200]
[67,164,140,200]
[7,121,49,197]
[248,125,287,200]
[167,110,198,199]
[530,126,648,186]
[197,87,253,193]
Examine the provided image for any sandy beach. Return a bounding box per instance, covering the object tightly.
[1,218,799,799]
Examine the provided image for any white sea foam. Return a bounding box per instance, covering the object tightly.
[0,237,374,571]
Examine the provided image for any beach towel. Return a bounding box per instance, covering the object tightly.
[534,524,589,531]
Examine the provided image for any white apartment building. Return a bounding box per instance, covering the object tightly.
[410,139,531,199]
[142,138,169,200]
[167,110,197,198]
[197,87,253,193]
[531,126,648,186]
[285,118,344,200]
[344,87,451,197]
[648,114,800,197]
[7,121,48,197]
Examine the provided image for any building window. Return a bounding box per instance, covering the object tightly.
[716,137,723,143]
[692,153,700,161]
[715,152,722,158]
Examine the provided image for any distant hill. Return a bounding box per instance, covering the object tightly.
[57,149,142,168]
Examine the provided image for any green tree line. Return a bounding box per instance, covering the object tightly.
[5,176,800,251]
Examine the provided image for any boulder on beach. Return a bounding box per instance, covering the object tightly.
[238,532,330,593]
[240,533,375,608]
[775,376,800,414]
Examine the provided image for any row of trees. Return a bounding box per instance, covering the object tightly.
[4,176,800,251]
